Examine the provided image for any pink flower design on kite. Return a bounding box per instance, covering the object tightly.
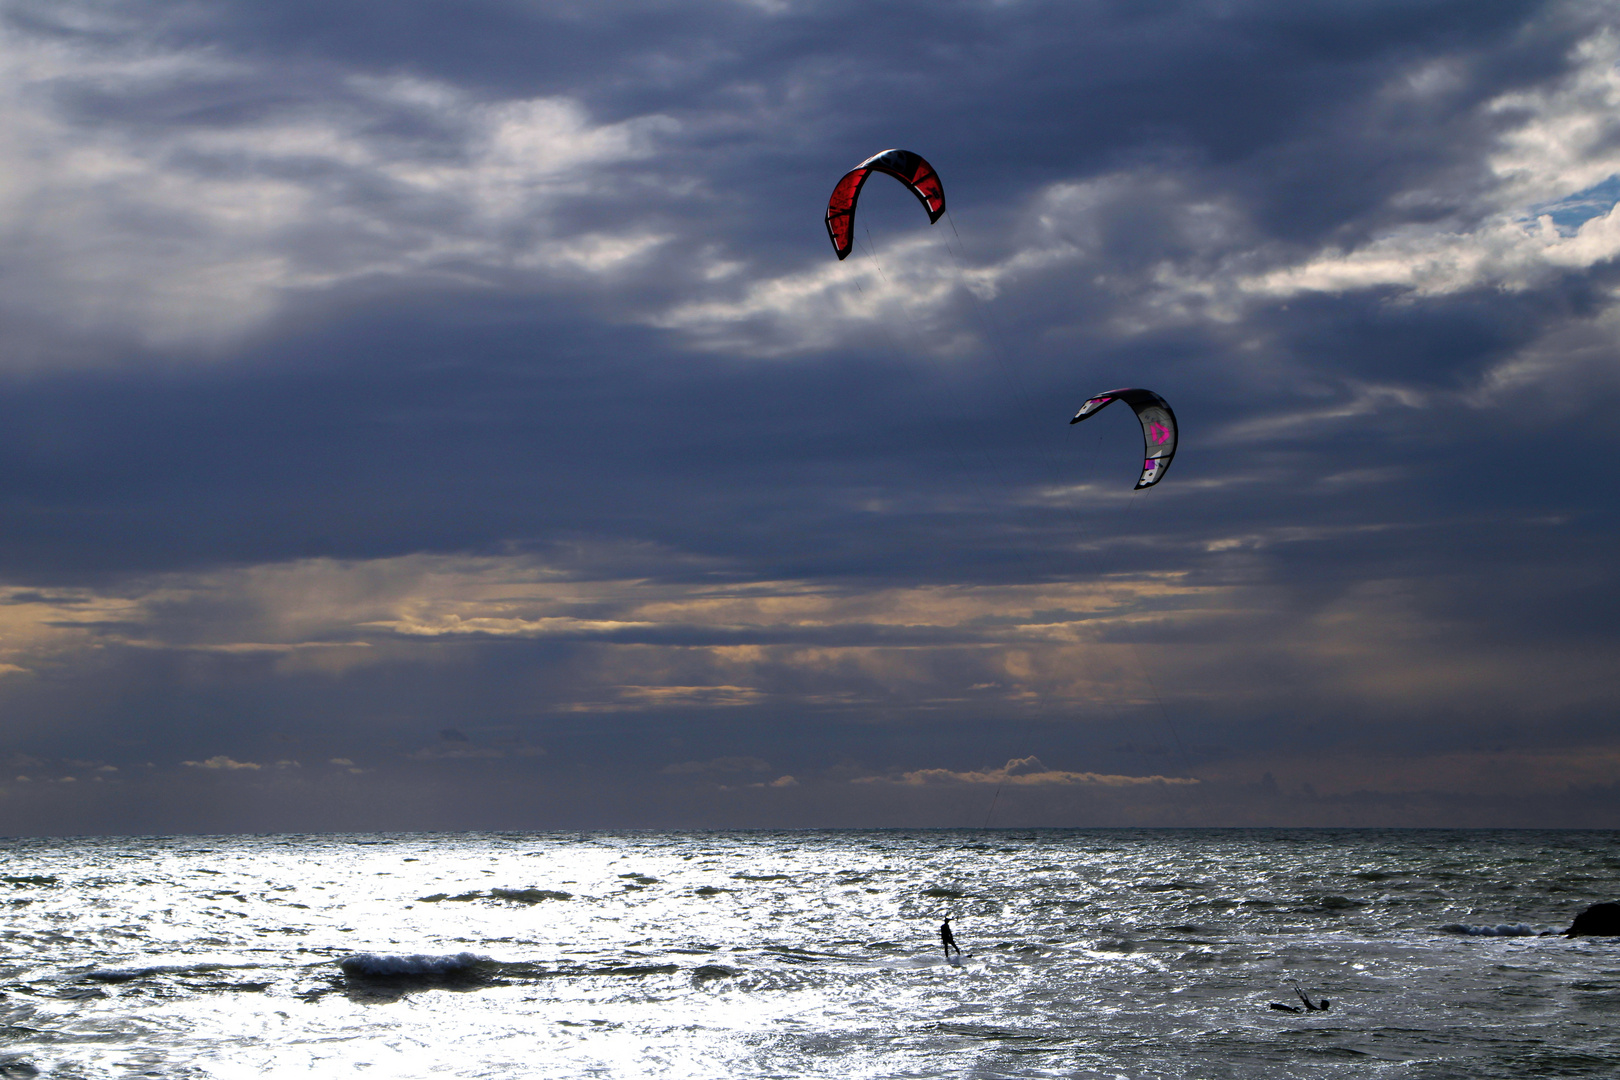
[1149,422,1170,445]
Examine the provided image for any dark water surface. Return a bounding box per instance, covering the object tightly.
[1,829,1617,1078]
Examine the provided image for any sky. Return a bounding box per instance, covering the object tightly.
[2,0,1619,835]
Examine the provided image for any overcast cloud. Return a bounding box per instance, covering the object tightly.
[1,0,1618,834]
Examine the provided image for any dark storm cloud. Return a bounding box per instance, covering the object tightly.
[0,0,1617,831]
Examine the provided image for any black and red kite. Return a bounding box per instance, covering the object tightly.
[824,149,946,260]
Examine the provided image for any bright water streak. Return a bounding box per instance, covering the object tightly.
[1,829,1619,1078]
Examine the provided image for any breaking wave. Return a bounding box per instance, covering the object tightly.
[1438,923,1537,937]
[337,953,490,978]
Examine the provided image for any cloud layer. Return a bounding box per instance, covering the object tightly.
[0,0,1617,832]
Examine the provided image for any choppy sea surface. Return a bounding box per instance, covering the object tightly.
[2,829,1619,1078]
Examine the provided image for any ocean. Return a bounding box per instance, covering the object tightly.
[1,828,1617,1078]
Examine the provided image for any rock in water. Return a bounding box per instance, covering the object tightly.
[1564,902,1620,937]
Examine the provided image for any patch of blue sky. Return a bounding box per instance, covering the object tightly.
[1527,174,1620,234]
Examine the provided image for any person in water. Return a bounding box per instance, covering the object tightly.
[1295,988,1330,1012]
[940,916,961,959]
[1270,987,1330,1013]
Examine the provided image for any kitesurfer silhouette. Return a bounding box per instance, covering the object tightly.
[1296,988,1330,1012]
[940,916,961,959]
[1270,985,1329,1013]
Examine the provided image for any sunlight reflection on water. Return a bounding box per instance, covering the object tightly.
[0,829,1617,1078]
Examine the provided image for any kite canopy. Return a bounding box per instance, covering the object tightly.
[1069,388,1178,489]
[824,149,946,260]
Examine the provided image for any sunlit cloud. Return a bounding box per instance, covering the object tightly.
[652,232,974,358]
[0,547,1607,732]
[181,756,260,771]
[0,587,148,675]
[1208,384,1429,446]
[652,169,1256,358]
[1488,30,1620,207]
[856,756,1199,787]
[0,18,676,359]
[652,25,1620,385]
[1236,31,1620,304]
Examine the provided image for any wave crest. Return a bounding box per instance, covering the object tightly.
[1438,923,1537,937]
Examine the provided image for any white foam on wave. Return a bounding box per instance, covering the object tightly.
[337,952,489,978]
[1439,923,1537,937]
